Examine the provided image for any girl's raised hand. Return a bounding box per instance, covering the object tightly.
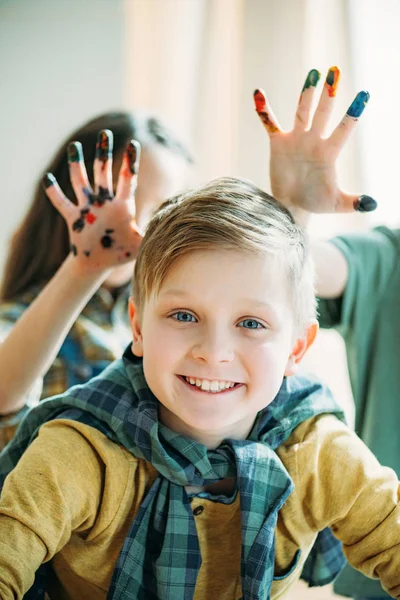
[43,130,143,273]
[254,67,376,218]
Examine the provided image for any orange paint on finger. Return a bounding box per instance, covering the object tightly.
[120,153,132,179]
[253,90,279,134]
[254,89,267,112]
[325,66,340,97]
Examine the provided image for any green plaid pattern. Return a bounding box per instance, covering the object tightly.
[0,347,346,600]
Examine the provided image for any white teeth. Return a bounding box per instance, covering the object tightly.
[184,376,236,393]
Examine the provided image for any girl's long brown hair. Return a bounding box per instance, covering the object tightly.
[1,112,192,301]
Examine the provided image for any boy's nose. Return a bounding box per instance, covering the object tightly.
[191,331,234,364]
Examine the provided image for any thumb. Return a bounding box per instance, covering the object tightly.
[338,190,377,213]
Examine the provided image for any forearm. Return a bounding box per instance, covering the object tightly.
[0,256,110,414]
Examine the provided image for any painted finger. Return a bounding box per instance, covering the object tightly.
[42,173,75,221]
[115,140,141,200]
[329,91,370,155]
[293,69,321,132]
[310,66,341,136]
[93,129,114,205]
[337,189,377,213]
[68,142,94,206]
[253,89,282,135]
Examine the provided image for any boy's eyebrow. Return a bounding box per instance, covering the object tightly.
[158,289,280,314]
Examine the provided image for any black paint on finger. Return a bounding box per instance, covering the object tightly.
[127,141,140,175]
[68,142,83,163]
[92,186,113,207]
[96,130,113,164]
[42,173,57,189]
[353,195,377,213]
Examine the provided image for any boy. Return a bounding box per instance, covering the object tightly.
[0,177,399,599]
[254,67,398,600]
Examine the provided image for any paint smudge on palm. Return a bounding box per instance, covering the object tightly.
[101,228,115,249]
[325,66,340,97]
[72,208,97,232]
[253,89,279,134]
[70,244,78,256]
[302,69,320,92]
[96,130,113,169]
[347,91,370,118]
[89,186,113,207]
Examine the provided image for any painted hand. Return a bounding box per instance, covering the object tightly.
[43,130,143,272]
[254,67,376,215]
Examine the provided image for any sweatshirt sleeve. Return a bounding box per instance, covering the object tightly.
[292,414,400,598]
[317,227,400,334]
[0,420,106,599]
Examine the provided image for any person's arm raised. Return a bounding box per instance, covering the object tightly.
[0,131,142,415]
[254,67,376,298]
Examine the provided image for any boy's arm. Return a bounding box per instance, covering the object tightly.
[0,421,104,598]
[292,415,400,596]
[254,67,375,299]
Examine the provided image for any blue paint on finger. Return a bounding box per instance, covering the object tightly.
[347,91,370,118]
[353,195,377,212]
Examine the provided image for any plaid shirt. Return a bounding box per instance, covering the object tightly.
[0,284,131,449]
[0,348,346,600]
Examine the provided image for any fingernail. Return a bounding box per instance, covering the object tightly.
[127,140,141,175]
[326,66,340,97]
[353,195,377,212]
[302,69,320,91]
[42,172,56,189]
[253,89,265,111]
[68,141,83,163]
[96,129,113,162]
[347,91,370,118]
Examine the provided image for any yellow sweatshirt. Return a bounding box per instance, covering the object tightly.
[0,414,399,599]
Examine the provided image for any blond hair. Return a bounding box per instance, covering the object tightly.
[133,177,316,333]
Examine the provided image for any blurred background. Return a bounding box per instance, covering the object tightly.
[0,1,399,595]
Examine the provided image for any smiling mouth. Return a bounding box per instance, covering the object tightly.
[179,375,240,393]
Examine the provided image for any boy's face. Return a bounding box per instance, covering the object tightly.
[130,249,316,448]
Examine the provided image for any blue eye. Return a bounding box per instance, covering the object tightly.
[171,311,197,323]
[238,318,264,330]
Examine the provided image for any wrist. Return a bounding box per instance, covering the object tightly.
[62,254,112,286]
[277,202,311,230]
[289,206,311,230]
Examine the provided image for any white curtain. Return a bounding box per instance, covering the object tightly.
[123,0,361,427]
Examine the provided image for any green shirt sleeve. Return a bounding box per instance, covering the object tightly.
[317,226,400,336]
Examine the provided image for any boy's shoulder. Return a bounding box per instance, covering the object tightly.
[277,412,344,456]
[276,412,383,481]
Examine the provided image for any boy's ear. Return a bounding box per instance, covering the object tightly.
[128,297,144,357]
[284,322,318,377]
